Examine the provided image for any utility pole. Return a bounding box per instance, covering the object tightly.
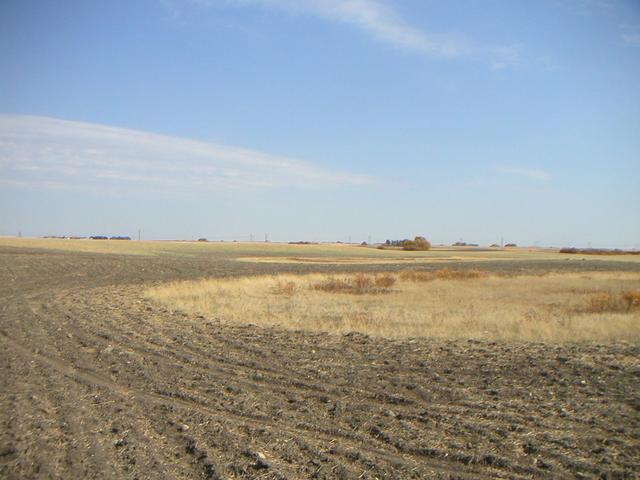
[138,229,141,241]
[265,233,268,243]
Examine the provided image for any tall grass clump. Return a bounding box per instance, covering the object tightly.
[312,273,396,295]
[586,289,640,313]
[399,268,487,282]
[271,280,297,296]
[436,268,487,280]
[622,289,640,309]
[399,270,435,282]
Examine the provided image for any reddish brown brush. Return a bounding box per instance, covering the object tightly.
[312,273,396,295]
[399,270,435,282]
[435,268,487,280]
[586,290,640,313]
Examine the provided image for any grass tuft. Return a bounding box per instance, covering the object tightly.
[271,280,297,296]
[435,268,486,280]
[312,273,395,295]
[375,273,396,288]
[586,289,640,313]
[399,268,488,282]
[399,270,435,282]
[622,289,640,309]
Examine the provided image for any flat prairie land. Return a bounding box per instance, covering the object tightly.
[1,238,639,479]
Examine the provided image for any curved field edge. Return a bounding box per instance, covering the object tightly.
[145,271,640,343]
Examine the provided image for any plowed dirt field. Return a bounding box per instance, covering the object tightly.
[1,243,638,479]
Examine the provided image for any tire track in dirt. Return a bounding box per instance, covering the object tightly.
[8,288,636,476]
[2,332,514,479]
[11,288,624,480]
[3,287,540,479]
[2,246,639,479]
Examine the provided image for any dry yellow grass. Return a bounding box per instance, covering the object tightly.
[145,271,640,343]
[312,273,396,294]
[585,290,640,313]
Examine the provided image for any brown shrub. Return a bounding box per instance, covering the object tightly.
[585,290,640,313]
[436,268,487,280]
[586,292,624,313]
[622,290,640,310]
[313,277,351,293]
[353,273,374,292]
[375,273,396,288]
[271,280,297,296]
[399,270,435,282]
[312,273,395,295]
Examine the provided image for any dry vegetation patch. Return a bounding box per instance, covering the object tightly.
[435,267,487,280]
[585,290,640,313]
[398,268,489,281]
[312,273,396,294]
[145,271,640,343]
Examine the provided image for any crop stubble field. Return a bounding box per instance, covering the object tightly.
[1,238,639,479]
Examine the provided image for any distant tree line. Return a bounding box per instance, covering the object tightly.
[42,235,132,240]
[383,236,431,251]
[89,236,131,240]
[560,247,639,255]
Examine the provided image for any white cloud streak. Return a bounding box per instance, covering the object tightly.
[0,115,372,195]
[206,0,521,67]
[495,166,552,181]
[239,0,468,56]
[620,32,640,47]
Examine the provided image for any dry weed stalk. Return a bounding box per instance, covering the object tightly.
[399,270,435,282]
[271,280,296,296]
[312,273,396,295]
[436,268,486,280]
[586,289,640,313]
[399,268,487,282]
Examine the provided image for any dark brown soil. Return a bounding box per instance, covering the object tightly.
[1,246,639,479]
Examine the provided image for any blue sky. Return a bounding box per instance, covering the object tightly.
[1,0,639,246]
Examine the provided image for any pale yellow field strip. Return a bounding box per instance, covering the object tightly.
[2,237,638,263]
[146,271,640,343]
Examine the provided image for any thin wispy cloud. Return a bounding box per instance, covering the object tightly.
[239,0,468,57]
[0,115,372,195]
[620,32,640,47]
[495,166,552,181]
[196,0,521,67]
